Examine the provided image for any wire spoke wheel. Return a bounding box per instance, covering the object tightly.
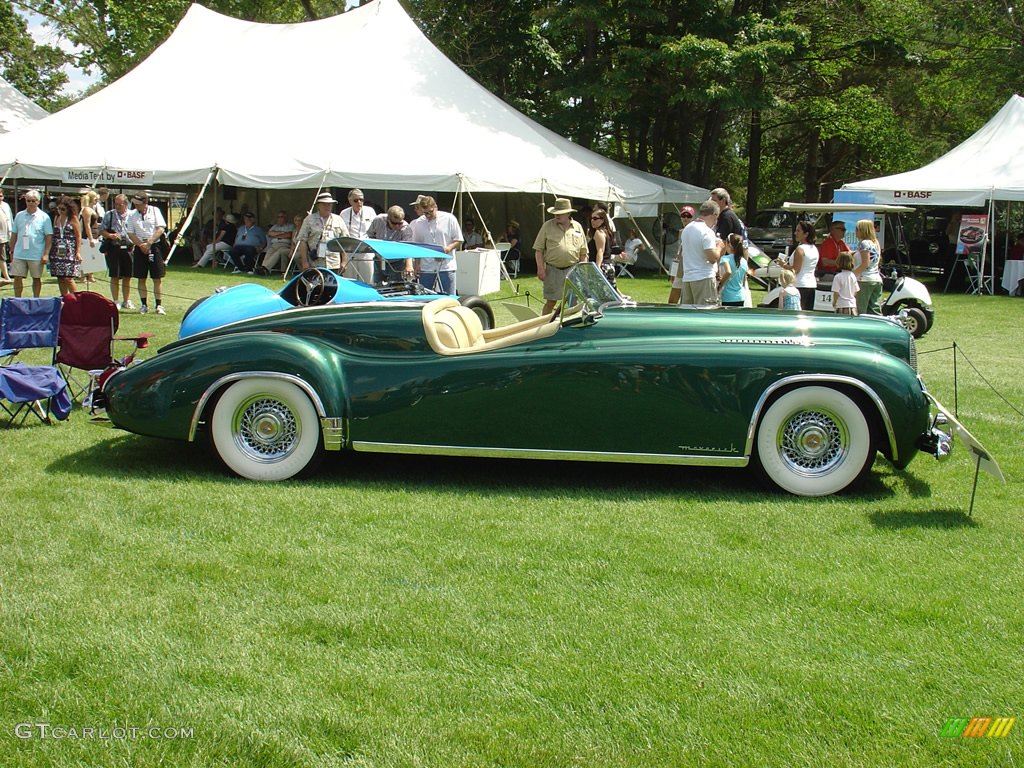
[755,386,873,496]
[211,378,321,481]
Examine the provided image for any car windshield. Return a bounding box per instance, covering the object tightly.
[561,263,626,322]
[753,211,793,229]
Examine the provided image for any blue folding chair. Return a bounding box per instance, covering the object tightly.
[0,297,69,425]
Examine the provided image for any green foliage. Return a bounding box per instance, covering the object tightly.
[0,0,69,110]
[7,0,1024,210]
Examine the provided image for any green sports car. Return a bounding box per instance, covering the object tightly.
[102,264,998,496]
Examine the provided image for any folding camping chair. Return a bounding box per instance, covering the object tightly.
[0,297,70,425]
[56,292,153,403]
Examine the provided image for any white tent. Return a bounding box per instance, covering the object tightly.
[0,75,47,135]
[842,94,1024,207]
[0,0,705,212]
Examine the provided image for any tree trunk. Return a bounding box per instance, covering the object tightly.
[747,108,762,218]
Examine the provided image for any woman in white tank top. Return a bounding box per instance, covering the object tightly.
[779,220,819,310]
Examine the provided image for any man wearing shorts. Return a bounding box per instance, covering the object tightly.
[0,188,14,285]
[533,198,588,315]
[9,189,52,298]
[678,200,724,305]
[126,192,167,315]
[99,194,135,310]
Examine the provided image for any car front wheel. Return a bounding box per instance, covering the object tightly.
[210,378,321,481]
[754,386,873,496]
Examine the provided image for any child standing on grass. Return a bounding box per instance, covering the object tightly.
[831,251,859,315]
[778,269,801,310]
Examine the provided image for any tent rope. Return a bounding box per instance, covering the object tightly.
[282,170,331,280]
[165,167,217,265]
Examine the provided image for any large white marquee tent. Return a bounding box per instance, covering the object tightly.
[842,94,1024,207]
[0,0,705,214]
[0,75,47,135]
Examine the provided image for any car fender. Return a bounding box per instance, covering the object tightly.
[105,331,349,444]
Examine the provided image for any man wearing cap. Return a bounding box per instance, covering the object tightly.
[195,212,236,268]
[228,212,268,274]
[296,192,348,271]
[125,192,167,315]
[668,205,696,304]
[340,189,377,282]
[533,197,588,315]
[408,195,462,295]
[817,219,851,276]
[678,200,724,305]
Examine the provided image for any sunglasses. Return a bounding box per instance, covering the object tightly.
[591,216,604,221]
[681,213,693,219]
[388,219,402,226]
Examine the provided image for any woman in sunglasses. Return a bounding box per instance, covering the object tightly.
[586,208,613,268]
[49,195,82,296]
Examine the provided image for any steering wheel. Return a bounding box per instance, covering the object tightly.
[295,268,337,307]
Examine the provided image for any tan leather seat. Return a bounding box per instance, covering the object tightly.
[434,305,484,350]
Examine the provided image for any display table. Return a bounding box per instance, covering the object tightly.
[455,249,500,296]
[1001,260,1024,295]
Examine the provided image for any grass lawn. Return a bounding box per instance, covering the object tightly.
[1,266,1022,767]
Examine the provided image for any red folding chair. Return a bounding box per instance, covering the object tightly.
[56,292,153,403]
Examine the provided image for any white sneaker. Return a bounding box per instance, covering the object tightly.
[122,300,136,310]
[139,304,149,315]
[156,305,166,315]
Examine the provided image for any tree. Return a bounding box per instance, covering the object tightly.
[0,0,70,111]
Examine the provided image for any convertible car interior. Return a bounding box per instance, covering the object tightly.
[423,298,561,355]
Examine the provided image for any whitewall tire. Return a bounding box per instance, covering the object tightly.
[755,386,873,496]
[210,378,321,481]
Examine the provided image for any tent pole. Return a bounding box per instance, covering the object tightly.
[165,167,217,265]
[0,163,13,188]
[464,184,517,295]
[282,171,331,281]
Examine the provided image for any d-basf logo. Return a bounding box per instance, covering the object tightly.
[894,191,933,199]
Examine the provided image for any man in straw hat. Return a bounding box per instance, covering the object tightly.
[533,197,588,314]
[296,192,349,271]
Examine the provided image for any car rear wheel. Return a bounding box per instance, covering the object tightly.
[754,386,873,496]
[210,378,321,481]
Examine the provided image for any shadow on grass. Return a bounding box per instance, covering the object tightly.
[867,508,979,529]
[57,431,908,505]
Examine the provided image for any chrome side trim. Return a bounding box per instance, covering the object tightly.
[321,418,345,451]
[352,441,748,467]
[743,374,899,461]
[188,371,330,442]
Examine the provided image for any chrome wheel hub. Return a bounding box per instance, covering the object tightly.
[779,409,846,475]
[234,397,298,461]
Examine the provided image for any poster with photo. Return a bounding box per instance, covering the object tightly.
[955,214,989,255]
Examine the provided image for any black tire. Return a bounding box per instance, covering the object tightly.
[459,295,495,330]
[210,378,322,481]
[902,306,929,338]
[754,386,874,496]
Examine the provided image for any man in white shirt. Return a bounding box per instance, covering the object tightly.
[367,205,414,281]
[408,195,462,295]
[0,188,13,284]
[679,200,724,305]
[462,218,484,249]
[340,189,376,283]
[125,191,168,315]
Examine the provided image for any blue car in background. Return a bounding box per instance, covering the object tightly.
[180,238,495,339]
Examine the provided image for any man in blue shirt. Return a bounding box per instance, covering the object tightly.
[228,212,268,274]
[9,189,53,298]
